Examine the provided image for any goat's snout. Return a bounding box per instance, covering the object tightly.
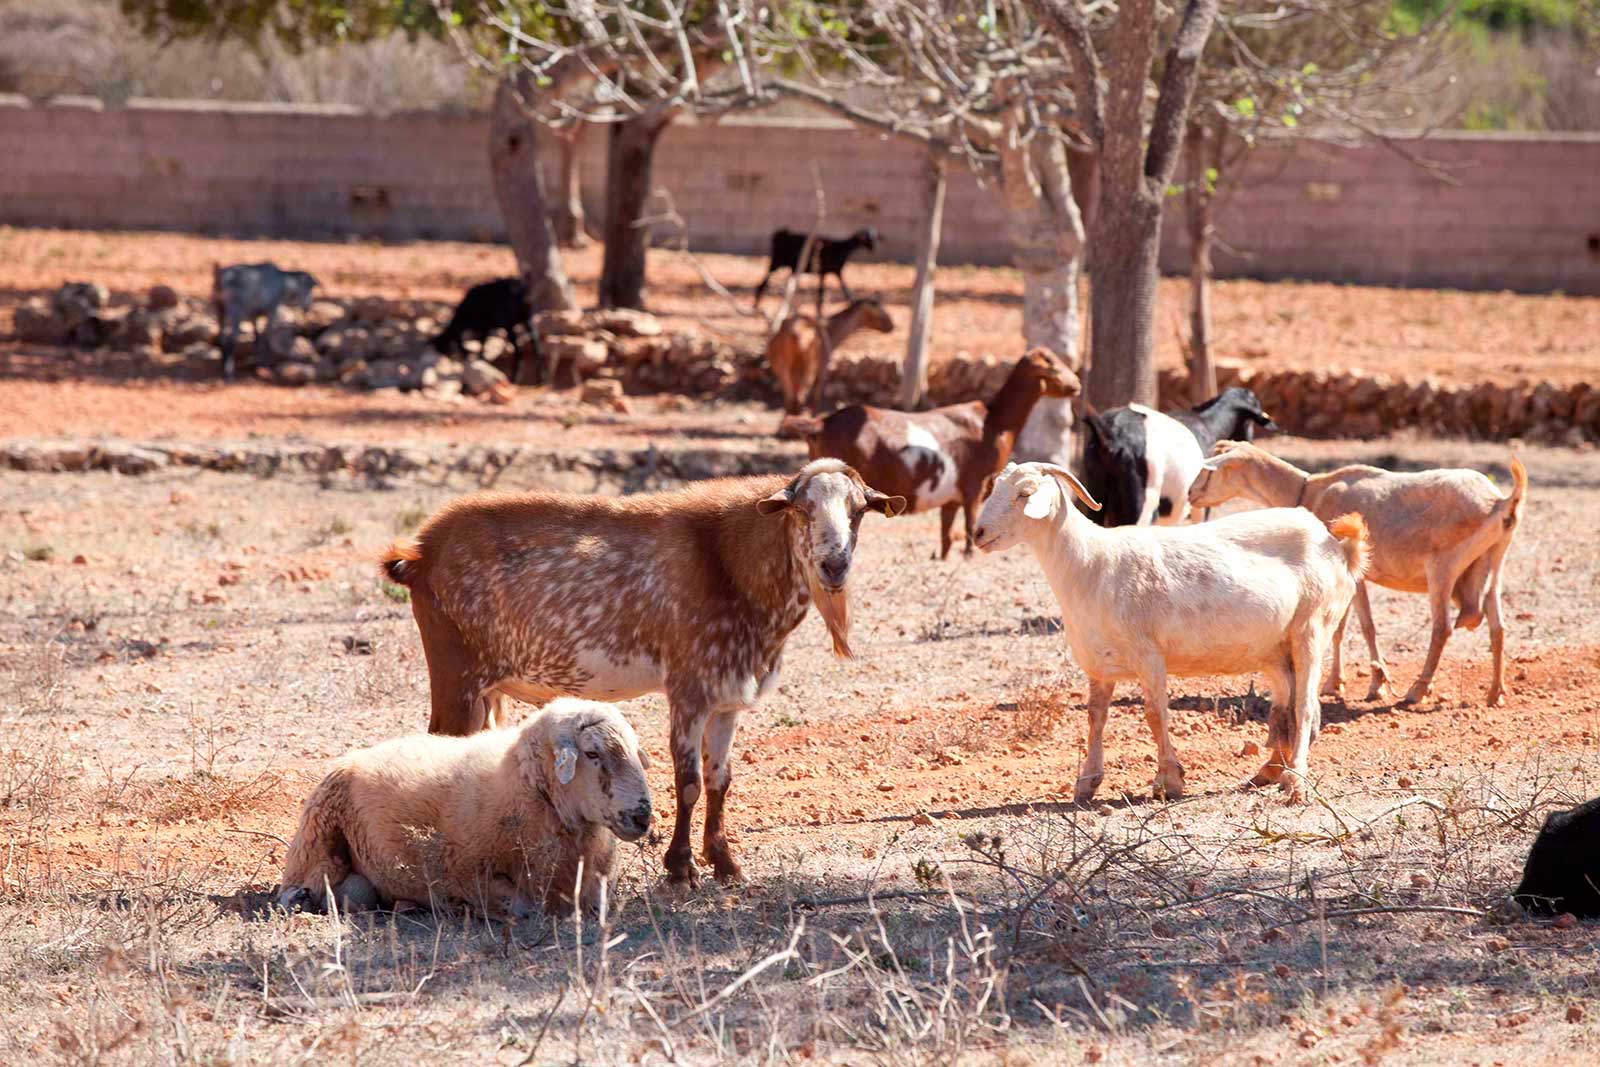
[817,553,850,589]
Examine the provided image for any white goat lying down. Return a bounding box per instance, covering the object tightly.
[974,462,1368,801]
[1188,442,1527,706]
[278,699,652,918]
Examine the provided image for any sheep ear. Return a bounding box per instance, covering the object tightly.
[553,740,578,785]
[1037,464,1102,513]
[756,489,793,515]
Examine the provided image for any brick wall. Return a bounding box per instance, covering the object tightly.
[3,95,1598,294]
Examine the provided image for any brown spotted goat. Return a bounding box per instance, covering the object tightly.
[781,348,1081,559]
[381,460,905,885]
[766,298,894,414]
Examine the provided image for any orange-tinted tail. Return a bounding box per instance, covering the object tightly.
[1327,512,1369,581]
[380,539,423,586]
[1503,453,1528,530]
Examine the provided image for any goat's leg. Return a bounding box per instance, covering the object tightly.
[1282,630,1327,803]
[700,708,744,882]
[1323,603,1350,698]
[221,318,240,382]
[1074,678,1115,804]
[1482,539,1513,707]
[410,587,486,736]
[836,271,855,304]
[1401,557,1465,706]
[1252,656,1295,786]
[752,268,777,308]
[1138,663,1184,800]
[1348,582,1393,702]
[960,498,978,558]
[664,696,708,885]
[1452,554,1491,632]
[937,503,959,561]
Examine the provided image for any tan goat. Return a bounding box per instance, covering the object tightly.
[1188,442,1528,706]
[766,298,893,415]
[277,699,652,918]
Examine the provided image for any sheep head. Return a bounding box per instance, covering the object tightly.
[533,700,653,842]
[973,462,1100,552]
[757,459,905,659]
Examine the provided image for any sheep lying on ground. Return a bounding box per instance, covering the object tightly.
[974,462,1368,802]
[1188,442,1527,706]
[278,699,652,918]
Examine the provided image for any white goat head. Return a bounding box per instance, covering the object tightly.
[973,462,1101,552]
[533,700,653,842]
[757,459,905,657]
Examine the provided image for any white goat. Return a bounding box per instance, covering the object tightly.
[1188,442,1528,706]
[974,462,1369,801]
[278,699,652,918]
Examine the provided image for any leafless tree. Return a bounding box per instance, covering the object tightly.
[1178,0,1459,401]
[1029,0,1221,410]
[441,1,770,310]
[765,1,1093,455]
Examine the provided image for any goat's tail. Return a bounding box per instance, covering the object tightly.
[380,539,424,587]
[1327,512,1370,581]
[778,414,823,440]
[1502,453,1528,531]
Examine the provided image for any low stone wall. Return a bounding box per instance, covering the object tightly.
[12,282,1597,447]
[1157,364,1600,447]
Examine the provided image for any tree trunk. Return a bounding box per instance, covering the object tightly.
[1185,122,1216,405]
[900,144,947,410]
[598,108,675,310]
[998,129,1087,464]
[1086,194,1163,409]
[488,71,575,312]
[550,124,591,248]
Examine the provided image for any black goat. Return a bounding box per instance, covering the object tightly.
[1514,796,1600,917]
[752,227,879,311]
[431,277,542,384]
[1079,387,1275,527]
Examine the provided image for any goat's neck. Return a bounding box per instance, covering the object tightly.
[1238,451,1314,507]
[1027,499,1111,606]
[714,493,807,621]
[824,304,871,348]
[980,379,1045,464]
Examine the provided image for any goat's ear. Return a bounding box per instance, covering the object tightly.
[1021,480,1053,520]
[553,738,578,785]
[756,488,794,515]
[1198,456,1226,472]
[1037,464,1102,512]
[1250,410,1275,426]
[865,488,906,517]
[634,745,651,771]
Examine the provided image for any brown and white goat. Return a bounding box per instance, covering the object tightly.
[1188,442,1528,706]
[381,460,905,885]
[766,298,894,414]
[781,348,1081,559]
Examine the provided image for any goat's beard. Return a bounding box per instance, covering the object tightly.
[807,573,852,659]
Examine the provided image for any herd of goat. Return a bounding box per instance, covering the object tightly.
[211,237,1589,924]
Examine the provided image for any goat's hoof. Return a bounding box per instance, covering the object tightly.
[710,858,744,884]
[665,850,701,887]
[1320,682,1343,699]
[1151,768,1185,801]
[1399,687,1430,707]
[1486,688,1506,708]
[277,886,315,913]
[1072,777,1103,806]
[1279,771,1310,804]
[1250,761,1286,787]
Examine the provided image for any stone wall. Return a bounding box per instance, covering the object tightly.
[3,95,1598,293]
